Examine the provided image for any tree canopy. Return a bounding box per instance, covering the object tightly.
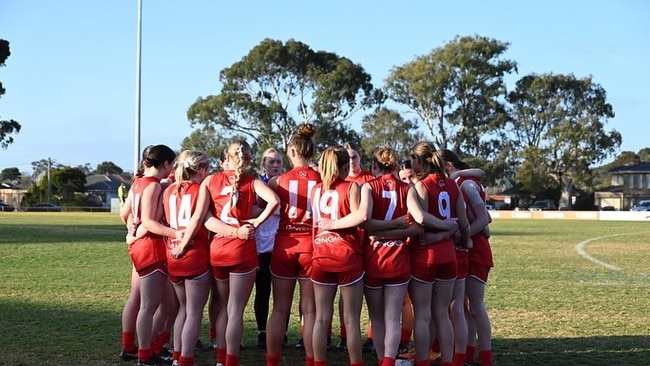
[187,38,382,159]
[360,107,421,160]
[385,35,516,159]
[0,167,20,181]
[178,35,633,206]
[0,39,21,149]
[95,161,124,175]
[507,73,620,207]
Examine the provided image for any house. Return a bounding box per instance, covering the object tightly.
[0,182,26,210]
[85,174,129,208]
[595,160,650,210]
[487,185,520,210]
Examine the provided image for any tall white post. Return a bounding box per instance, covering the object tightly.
[134,0,142,174]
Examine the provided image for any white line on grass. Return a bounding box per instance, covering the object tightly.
[574,232,649,271]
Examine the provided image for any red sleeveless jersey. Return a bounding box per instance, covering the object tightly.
[276,167,322,237]
[346,170,375,184]
[163,181,211,276]
[311,178,362,272]
[127,176,167,271]
[364,173,411,279]
[456,176,493,267]
[206,171,257,266]
[412,173,459,264]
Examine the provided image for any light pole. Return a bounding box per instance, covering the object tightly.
[134,0,142,174]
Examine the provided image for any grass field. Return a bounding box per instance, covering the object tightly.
[0,213,648,365]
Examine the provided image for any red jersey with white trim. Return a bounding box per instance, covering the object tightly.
[206,171,257,266]
[163,181,211,276]
[127,176,167,271]
[411,173,459,264]
[456,176,493,267]
[346,170,374,240]
[346,170,375,184]
[311,178,362,272]
[275,167,322,240]
[364,173,411,278]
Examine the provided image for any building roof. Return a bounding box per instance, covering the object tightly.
[608,161,650,173]
[85,174,128,192]
[0,182,19,190]
[596,185,624,193]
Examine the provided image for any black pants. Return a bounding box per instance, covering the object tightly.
[254,252,272,332]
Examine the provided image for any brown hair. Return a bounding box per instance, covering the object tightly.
[410,141,436,178]
[372,146,398,173]
[135,145,154,178]
[342,141,360,152]
[318,146,350,191]
[289,123,317,159]
[438,149,469,170]
[430,150,446,176]
[142,144,176,169]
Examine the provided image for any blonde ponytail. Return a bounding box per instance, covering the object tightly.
[226,140,252,211]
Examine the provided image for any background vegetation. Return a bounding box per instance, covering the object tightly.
[1,212,648,365]
[3,35,648,210]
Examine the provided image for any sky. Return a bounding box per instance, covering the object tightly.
[1,1,648,174]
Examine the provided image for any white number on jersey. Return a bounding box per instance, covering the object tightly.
[219,186,239,225]
[438,191,451,219]
[168,193,192,229]
[382,189,397,220]
[132,193,141,226]
[312,188,340,222]
[288,179,317,219]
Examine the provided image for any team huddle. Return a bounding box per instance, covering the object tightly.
[118,123,494,366]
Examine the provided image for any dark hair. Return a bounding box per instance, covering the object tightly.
[342,141,360,152]
[399,159,412,170]
[142,144,176,169]
[219,146,228,163]
[135,145,155,178]
[438,149,469,170]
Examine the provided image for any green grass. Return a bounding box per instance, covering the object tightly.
[0,213,649,365]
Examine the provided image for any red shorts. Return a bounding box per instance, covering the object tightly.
[137,260,168,277]
[311,266,364,287]
[270,248,312,280]
[212,256,259,281]
[364,273,411,289]
[468,261,491,283]
[169,270,211,284]
[411,260,457,284]
[455,248,469,279]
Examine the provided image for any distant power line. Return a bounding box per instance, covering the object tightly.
[0,162,33,169]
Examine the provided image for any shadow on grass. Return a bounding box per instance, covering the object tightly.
[2,299,648,366]
[0,223,125,245]
[494,336,650,366]
[0,300,125,365]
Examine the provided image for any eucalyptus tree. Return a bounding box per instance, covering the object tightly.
[1,167,20,181]
[1,39,21,149]
[638,148,650,162]
[385,35,516,160]
[95,161,124,175]
[360,107,421,159]
[180,125,228,164]
[507,73,620,208]
[187,38,382,156]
